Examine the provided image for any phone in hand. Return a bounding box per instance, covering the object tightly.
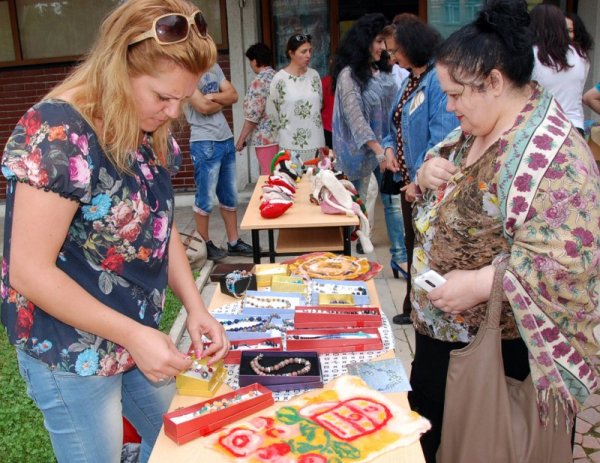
[414,270,447,293]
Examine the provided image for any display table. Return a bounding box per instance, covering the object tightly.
[240,176,359,263]
[148,280,425,462]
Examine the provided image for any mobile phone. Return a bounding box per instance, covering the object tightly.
[414,270,447,293]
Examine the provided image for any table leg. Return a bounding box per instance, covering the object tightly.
[268,230,276,263]
[343,226,352,256]
[251,229,261,264]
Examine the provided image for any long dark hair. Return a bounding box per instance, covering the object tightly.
[530,4,571,72]
[566,12,594,60]
[332,13,391,92]
[436,0,533,89]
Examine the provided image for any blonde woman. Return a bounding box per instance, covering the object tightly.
[1,0,228,461]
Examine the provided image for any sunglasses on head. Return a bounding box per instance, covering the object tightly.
[292,34,312,44]
[129,10,208,46]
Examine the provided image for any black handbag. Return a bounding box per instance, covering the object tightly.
[380,169,402,195]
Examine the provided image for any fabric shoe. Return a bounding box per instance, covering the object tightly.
[206,240,227,261]
[227,238,254,257]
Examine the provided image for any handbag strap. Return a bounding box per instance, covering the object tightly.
[483,259,509,330]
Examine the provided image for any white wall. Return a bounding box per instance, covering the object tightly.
[578,0,600,121]
[226,0,262,189]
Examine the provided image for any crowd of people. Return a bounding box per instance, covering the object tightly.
[1,0,599,462]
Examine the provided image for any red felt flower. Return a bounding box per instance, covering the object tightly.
[297,454,327,463]
[255,443,291,462]
[218,427,263,457]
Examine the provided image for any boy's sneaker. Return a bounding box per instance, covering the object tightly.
[206,240,227,261]
[227,238,254,257]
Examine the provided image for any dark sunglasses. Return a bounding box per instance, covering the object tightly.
[292,34,312,44]
[129,10,208,46]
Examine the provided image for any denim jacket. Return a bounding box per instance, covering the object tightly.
[382,65,459,182]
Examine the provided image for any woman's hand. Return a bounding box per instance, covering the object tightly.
[186,310,229,365]
[417,158,458,190]
[235,137,247,152]
[401,182,419,202]
[125,325,192,383]
[427,266,494,314]
[379,149,399,173]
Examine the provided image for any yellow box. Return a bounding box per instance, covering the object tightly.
[254,263,289,287]
[176,357,226,397]
[271,275,306,293]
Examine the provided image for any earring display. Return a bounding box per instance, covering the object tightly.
[163,383,274,445]
[250,353,312,377]
[170,389,263,424]
[286,327,383,354]
[242,290,304,311]
[294,305,382,329]
[244,296,292,309]
[176,354,226,397]
[254,263,289,287]
[318,293,355,305]
[310,278,370,306]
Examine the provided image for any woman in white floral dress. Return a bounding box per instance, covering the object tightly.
[267,34,325,161]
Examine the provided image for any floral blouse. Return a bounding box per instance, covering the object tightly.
[412,83,600,419]
[1,100,181,376]
[243,67,277,147]
[266,68,325,160]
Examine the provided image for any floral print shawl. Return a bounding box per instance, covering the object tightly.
[1,100,180,376]
[413,83,600,421]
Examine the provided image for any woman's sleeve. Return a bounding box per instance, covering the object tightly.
[382,91,399,152]
[243,76,267,124]
[2,103,95,203]
[337,70,376,149]
[266,76,281,133]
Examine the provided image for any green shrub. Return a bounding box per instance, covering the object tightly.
[0,330,55,462]
[0,273,196,462]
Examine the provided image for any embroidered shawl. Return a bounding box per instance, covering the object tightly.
[421,83,600,422]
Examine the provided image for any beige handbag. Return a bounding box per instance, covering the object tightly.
[437,261,572,463]
[181,231,207,270]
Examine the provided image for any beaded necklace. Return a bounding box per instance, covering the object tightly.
[250,353,311,376]
[244,295,293,309]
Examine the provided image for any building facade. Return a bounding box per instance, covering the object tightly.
[1,0,598,200]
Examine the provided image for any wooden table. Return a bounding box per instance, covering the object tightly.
[240,176,359,263]
[149,281,425,463]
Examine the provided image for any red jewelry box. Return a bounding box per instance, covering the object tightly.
[238,350,323,392]
[285,327,383,354]
[163,383,274,445]
[294,305,382,329]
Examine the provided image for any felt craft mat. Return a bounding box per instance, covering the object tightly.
[209,375,430,463]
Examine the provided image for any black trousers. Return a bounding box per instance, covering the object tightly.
[400,190,414,315]
[407,332,531,463]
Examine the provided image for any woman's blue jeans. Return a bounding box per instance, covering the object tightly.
[352,169,407,264]
[17,349,175,463]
